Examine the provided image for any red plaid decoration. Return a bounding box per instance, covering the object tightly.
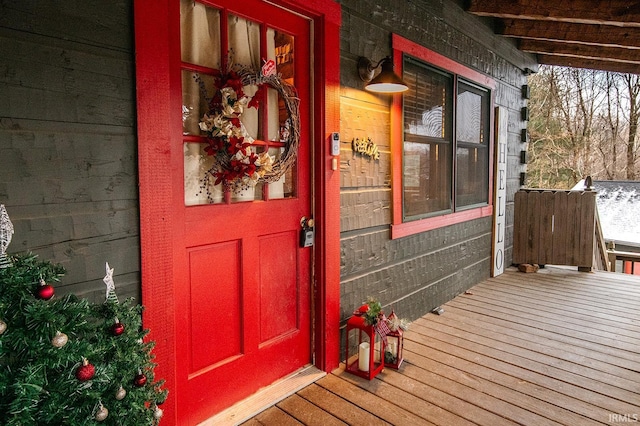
[374,315,391,344]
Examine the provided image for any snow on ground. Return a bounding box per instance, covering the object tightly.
[592,181,640,247]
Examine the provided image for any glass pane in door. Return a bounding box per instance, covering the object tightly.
[182,71,215,136]
[180,0,221,68]
[267,29,296,199]
[182,5,302,205]
[184,143,222,205]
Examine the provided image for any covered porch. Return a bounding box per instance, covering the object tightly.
[239,266,639,425]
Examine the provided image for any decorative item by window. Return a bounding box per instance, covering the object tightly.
[344,297,391,380]
[196,61,300,196]
[384,310,409,369]
[0,204,14,268]
[359,297,382,327]
[352,137,380,160]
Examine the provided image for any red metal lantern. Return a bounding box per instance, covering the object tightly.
[384,311,404,369]
[344,313,385,380]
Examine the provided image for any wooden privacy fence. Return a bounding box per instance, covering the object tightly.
[513,189,609,271]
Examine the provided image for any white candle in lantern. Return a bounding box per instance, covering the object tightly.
[387,341,397,356]
[358,342,370,372]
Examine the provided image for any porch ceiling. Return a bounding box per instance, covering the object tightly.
[465,0,640,74]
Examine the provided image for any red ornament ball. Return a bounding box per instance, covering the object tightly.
[111,321,125,336]
[76,359,95,381]
[133,372,147,387]
[36,283,55,301]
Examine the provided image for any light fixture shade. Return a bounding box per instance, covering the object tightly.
[366,58,409,93]
[358,56,409,94]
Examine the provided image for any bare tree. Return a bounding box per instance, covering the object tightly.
[597,72,621,180]
[623,74,640,180]
[527,65,639,188]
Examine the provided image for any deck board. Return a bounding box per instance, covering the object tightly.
[439,304,640,382]
[241,267,640,425]
[413,317,639,405]
[276,394,346,426]
[330,369,446,426]
[313,372,436,426]
[403,343,601,426]
[473,280,640,331]
[453,289,640,342]
[251,406,303,425]
[297,382,390,426]
[447,292,639,353]
[410,321,639,416]
[446,297,640,364]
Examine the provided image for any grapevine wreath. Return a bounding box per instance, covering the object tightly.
[196,63,300,198]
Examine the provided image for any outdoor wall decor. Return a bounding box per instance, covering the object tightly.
[0,205,13,268]
[351,137,380,161]
[196,61,300,196]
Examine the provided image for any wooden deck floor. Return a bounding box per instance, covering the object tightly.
[241,267,640,425]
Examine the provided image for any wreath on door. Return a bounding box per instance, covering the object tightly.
[196,64,300,196]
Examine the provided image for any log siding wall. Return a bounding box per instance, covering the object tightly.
[338,0,536,328]
[0,1,138,302]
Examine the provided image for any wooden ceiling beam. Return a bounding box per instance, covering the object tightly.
[497,19,640,49]
[536,54,640,74]
[466,0,640,27]
[519,39,640,64]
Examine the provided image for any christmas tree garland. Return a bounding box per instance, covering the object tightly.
[0,253,167,425]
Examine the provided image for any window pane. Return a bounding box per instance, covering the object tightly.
[180,0,221,68]
[267,29,297,200]
[403,57,452,219]
[456,81,489,208]
[403,141,451,218]
[184,142,222,205]
[182,71,215,136]
[228,14,260,70]
[403,59,452,140]
[456,89,482,144]
[455,145,488,206]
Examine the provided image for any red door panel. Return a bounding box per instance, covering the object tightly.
[188,242,242,372]
[259,231,299,344]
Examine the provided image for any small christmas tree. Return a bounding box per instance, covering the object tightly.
[0,206,167,425]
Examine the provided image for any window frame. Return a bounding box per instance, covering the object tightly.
[390,34,495,239]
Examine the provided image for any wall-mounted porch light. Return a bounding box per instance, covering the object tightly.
[357,56,409,94]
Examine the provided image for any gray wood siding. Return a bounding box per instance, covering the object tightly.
[338,0,535,327]
[0,1,138,303]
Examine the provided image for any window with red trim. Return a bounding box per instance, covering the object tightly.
[391,35,495,239]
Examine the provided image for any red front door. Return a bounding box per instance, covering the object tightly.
[176,1,311,423]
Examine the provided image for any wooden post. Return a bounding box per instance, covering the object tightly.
[607,241,617,272]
